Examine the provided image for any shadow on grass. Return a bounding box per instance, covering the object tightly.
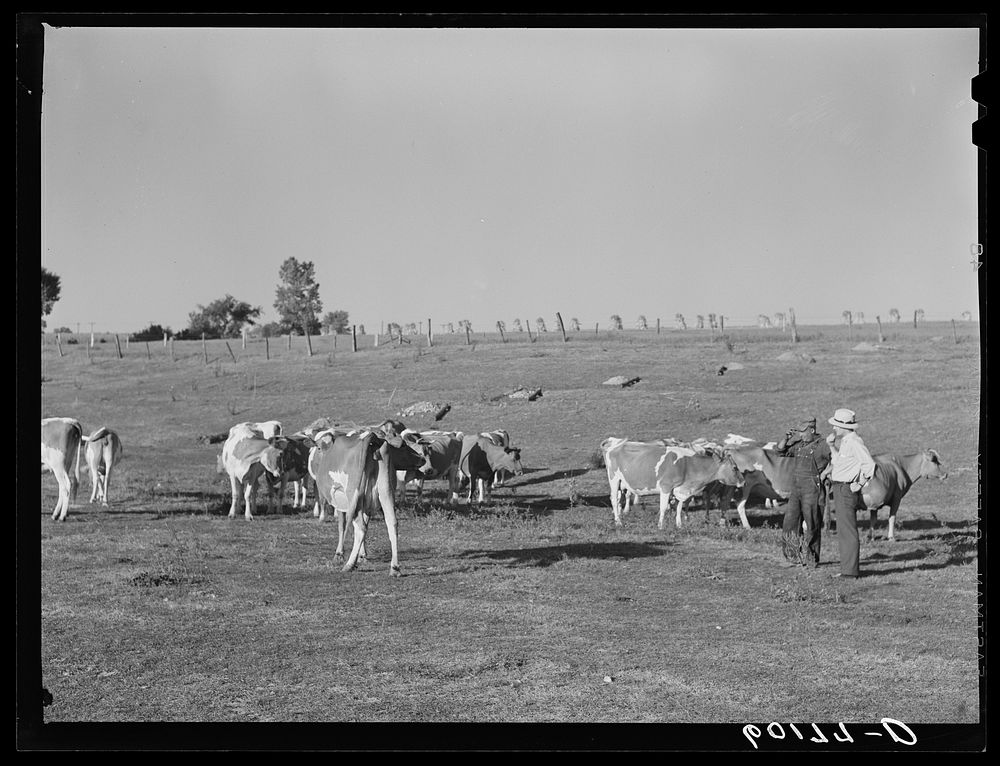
[454,539,673,569]
[503,467,594,488]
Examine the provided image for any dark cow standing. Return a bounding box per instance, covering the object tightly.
[458,434,523,503]
[824,449,947,541]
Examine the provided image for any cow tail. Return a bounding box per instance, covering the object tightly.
[72,423,84,494]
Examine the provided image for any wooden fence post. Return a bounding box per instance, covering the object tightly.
[876,315,885,344]
[86,339,92,362]
[427,318,432,348]
[114,334,123,359]
[374,332,379,348]
[556,312,568,342]
[720,315,725,333]
[265,336,270,360]
[352,325,358,352]
[125,336,130,351]
[305,327,313,357]
[848,313,853,341]
[202,333,208,364]
[913,310,918,329]
[145,341,151,360]
[90,332,95,348]
[465,325,472,345]
[595,323,599,335]
[287,333,292,351]
[170,338,175,362]
[656,318,660,334]
[163,332,168,348]
[789,307,798,343]
[952,319,959,344]
[226,341,238,363]
[56,333,64,357]
[242,328,247,350]
[497,321,507,343]
[526,321,534,342]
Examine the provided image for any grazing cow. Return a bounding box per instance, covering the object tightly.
[82,426,124,505]
[311,424,433,576]
[601,437,689,526]
[221,427,293,520]
[458,434,524,503]
[828,449,947,541]
[396,430,465,504]
[479,430,513,486]
[656,451,745,529]
[41,417,84,521]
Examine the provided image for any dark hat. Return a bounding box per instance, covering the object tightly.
[800,417,817,429]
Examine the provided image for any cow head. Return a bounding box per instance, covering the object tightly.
[717,455,745,488]
[921,449,948,480]
[396,431,434,474]
[496,447,524,477]
[260,437,290,478]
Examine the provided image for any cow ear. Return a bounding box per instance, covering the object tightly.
[270,436,288,450]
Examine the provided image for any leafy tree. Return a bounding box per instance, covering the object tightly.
[53,326,72,335]
[184,294,262,339]
[133,323,173,342]
[274,258,322,335]
[321,310,350,334]
[609,314,623,330]
[41,267,62,330]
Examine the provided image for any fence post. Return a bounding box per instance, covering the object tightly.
[952,319,959,344]
[163,332,168,348]
[170,338,175,362]
[265,336,270,360]
[595,322,599,335]
[427,318,433,348]
[374,332,379,348]
[125,336,130,351]
[720,315,725,333]
[226,341,238,363]
[90,332,95,348]
[352,325,358,352]
[656,318,660,334]
[305,327,314,357]
[913,310,918,329]
[876,315,885,344]
[789,307,798,343]
[114,334,123,359]
[465,325,472,345]
[526,321,534,343]
[497,321,507,343]
[848,313,853,341]
[86,339,92,362]
[202,333,208,364]
[242,328,247,350]
[287,333,292,351]
[555,312,568,342]
[56,333,64,357]
[145,341,151,360]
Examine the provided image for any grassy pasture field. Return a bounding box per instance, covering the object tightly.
[31,322,983,742]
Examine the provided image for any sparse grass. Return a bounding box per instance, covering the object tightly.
[35,323,982,728]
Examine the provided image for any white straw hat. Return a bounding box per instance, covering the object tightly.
[828,408,858,430]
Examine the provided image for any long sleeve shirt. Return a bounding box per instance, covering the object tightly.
[828,431,876,484]
[775,433,831,477]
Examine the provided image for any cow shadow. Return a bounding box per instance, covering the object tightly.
[453,540,673,569]
[505,468,593,488]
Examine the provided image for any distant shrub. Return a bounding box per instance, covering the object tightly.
[66,337,79,345]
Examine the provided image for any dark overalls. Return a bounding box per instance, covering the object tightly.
[778,436,831,566]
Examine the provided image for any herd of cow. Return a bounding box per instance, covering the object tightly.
[41,415,947,577]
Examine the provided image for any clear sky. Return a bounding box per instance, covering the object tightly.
[40,23,982,334]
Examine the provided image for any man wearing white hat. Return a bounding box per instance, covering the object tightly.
[825,408,877,578]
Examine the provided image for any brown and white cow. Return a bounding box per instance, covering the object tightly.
[655,451,745,529]
[221,425,293,520]
[479,429,513,486]
[41,417,84,521]
[829,449,948,541]
[458,433,524,504]
[311,424,433,576]
[601,437,688,526]
[724,445,800,528]
[82,426,124,506]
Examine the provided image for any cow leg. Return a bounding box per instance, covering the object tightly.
[101,455,113,506]
[657,491,672,530]
[378,497,402,577]
[868,508,878,542]
[51,463,72,521]
[342,513,370,572]
[887,501,901,540]
[674,494,690,528]
[228,474,241,519]
[333,510,346,562]
[243,481,256,521]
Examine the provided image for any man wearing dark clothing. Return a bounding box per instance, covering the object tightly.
[775,417,832,567]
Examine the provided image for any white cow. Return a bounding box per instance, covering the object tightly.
[82,426,124,505]
[221,423,290,520]
[41,417,84,521]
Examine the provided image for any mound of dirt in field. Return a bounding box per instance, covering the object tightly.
[603,375,642,387]
[724,362,744,370]
[397,401,443,417]
[778,351,815,362]
[852,342,878,351]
